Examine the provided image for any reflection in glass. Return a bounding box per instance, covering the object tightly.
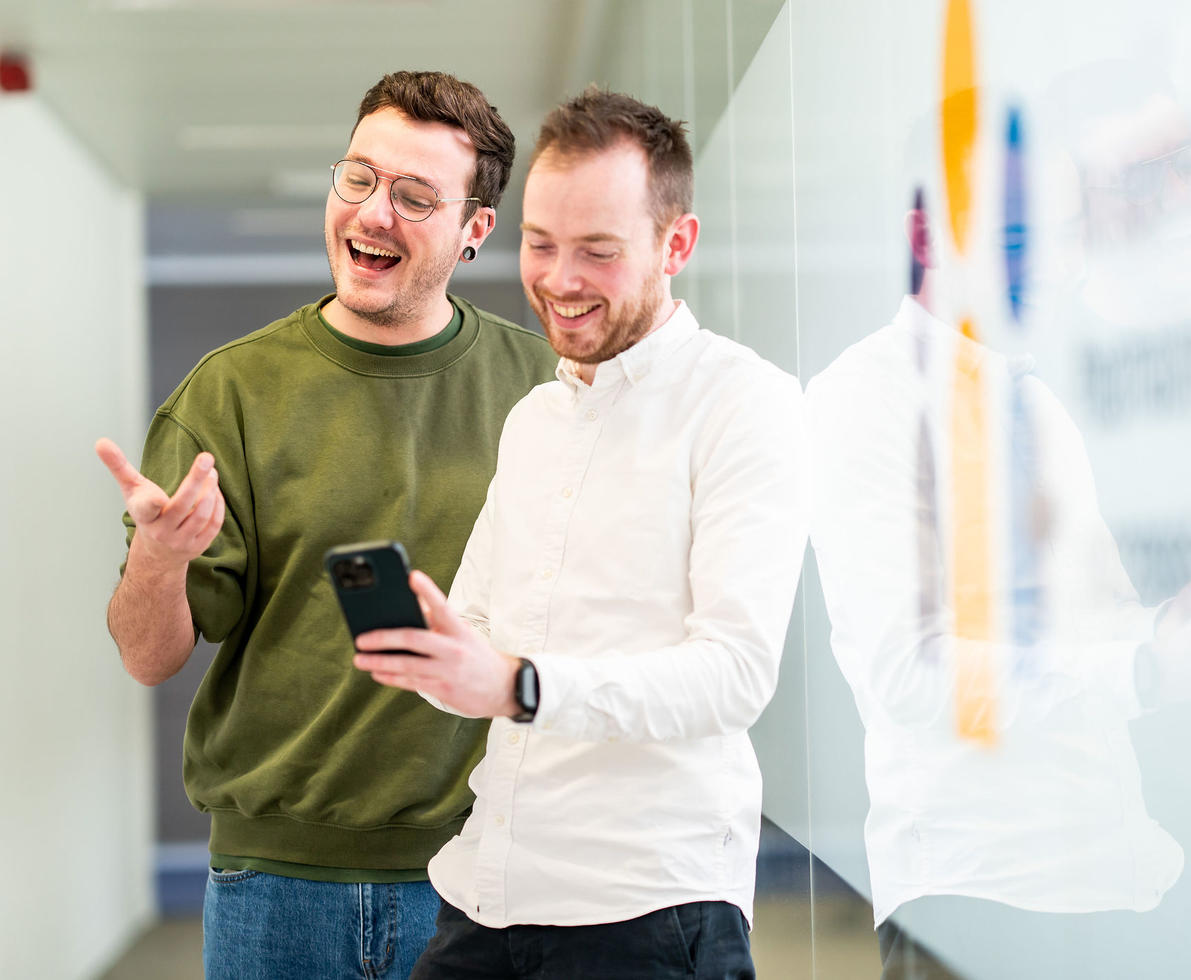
[804,176,1186,949]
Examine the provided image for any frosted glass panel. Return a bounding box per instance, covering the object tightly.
[675,0,1191,975]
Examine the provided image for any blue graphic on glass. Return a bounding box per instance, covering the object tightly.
[1004,107,1028,325]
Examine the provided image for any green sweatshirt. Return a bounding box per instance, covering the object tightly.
[125,295,556,878]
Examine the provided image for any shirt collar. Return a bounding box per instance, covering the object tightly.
[893,294,1034,378]
[555,300,698,390]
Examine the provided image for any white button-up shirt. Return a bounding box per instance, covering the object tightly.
[427,301,807,928]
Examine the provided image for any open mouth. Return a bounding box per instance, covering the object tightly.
[349,239,401,272]
[552,302,599,318]
[547,300,601,327]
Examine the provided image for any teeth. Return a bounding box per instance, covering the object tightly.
[551,302,598,319]
[351,240,398,258]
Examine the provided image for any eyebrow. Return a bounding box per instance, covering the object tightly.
[520,222,628,245]
[345,153,441,194]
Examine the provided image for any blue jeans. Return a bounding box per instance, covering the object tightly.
[203,869,440,980]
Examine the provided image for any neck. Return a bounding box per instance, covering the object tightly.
[323,293,454,346]
[573,296,680,386]
[911,274,936,320]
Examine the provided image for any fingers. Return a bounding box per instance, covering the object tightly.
[408,570,469,639]
[352,651,425,690]
[178,471,226,547]
[355,626,455,659]
[352,650,459,703]
[160,453,217,529]
[95,438,147,498]
[353,595,510,717]
[207,489,226,542]
[354,626,463,694]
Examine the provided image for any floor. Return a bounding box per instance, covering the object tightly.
[96,894,882,979]
[97,916,203,980]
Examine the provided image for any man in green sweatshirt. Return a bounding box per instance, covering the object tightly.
[95,71,557,980]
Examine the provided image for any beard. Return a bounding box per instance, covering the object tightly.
[326,226,462,329]
[528,266,666,365]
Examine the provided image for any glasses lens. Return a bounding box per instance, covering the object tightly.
[333,161,377,203]
[1174,145,1191,181]
[391,177,438,221]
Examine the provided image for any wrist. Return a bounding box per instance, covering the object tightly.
[126,533,191,585]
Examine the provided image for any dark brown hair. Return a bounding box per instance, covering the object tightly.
[531,87,693,234]
[354,71,515,222]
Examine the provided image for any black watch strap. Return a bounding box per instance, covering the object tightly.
[512,657,539,723]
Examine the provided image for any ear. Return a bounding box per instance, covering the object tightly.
[662,212,699,277]
[904,208,936,269]
[462,206,497,255]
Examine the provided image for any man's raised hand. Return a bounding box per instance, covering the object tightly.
[95,437,225,567]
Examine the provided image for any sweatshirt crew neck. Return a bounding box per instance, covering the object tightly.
[316,297,463,358]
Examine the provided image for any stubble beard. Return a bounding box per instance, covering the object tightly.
[530,266,666,365]
[326,227,462,329]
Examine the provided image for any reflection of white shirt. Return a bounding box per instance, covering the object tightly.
[428,302,807,928]
[806,296,1182,926]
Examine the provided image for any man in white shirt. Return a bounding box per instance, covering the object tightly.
[353,88,807,979]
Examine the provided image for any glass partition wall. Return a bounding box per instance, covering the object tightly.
[602,1,1191,975]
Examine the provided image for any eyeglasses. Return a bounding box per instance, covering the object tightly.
[330,159,482,222]
[1085,144,1191,203]
[1120,144,1191,202]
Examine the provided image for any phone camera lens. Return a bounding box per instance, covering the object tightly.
[333,557,376,590]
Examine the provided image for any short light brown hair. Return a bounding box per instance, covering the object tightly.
[531,87,693,234]
[354,71,516,223]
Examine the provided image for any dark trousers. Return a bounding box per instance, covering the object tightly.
[409,899,755,980]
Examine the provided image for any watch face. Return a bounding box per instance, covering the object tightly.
[515,659,539,719]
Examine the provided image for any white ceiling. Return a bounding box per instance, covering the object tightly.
[0,0,611,195]
[0,0,783,257]
[0,0,630,255]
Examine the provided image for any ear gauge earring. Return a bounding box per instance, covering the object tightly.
[461,246,477,262]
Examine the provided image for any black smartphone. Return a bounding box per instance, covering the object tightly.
[324,541,426,655]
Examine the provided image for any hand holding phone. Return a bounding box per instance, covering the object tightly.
[324,541,426,655]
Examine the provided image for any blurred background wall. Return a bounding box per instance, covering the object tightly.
[0,96,153,979]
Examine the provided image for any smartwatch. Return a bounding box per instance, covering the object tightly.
[512,657,539,723]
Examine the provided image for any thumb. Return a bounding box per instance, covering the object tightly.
[409,570,467,638]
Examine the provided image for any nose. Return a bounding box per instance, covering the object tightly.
[538,250,584,298]
[356,177,397,230]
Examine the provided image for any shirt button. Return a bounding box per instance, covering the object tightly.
[541,568,554,580]
[494,814,506,826]
[561,487,573,498]
[586,409,599,421]
[506,731,521,746]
